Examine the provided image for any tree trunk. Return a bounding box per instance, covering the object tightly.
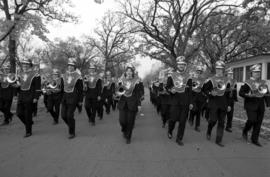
[8,37,16,73]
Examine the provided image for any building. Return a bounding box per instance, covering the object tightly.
[226,54,270,85]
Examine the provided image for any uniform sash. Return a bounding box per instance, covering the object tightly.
[20,70,37,91]
[63,71,81,93]
[171,72,190,93]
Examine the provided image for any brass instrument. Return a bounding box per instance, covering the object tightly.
[192,80,201,92]
[47,80,58,89]
[249,82,269,98]
[116,80,126,96]
[114,79,133,99]
[213,80,226,96]
[170,79,184,93]
[42,78,59,94]
[85,75,95,83]
[6,73,19,84]
[258,85,268,94]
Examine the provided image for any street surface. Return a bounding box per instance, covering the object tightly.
[0,90,269,177]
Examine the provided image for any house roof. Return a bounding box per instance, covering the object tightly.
[226,54,270,65]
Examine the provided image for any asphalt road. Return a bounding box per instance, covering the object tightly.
[0,90,269,177]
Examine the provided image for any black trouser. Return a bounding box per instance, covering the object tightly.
[161,104,170,125]
[119,106,137,140]
[76,103,82,113]
[156,96,161,114]
[168,105,189,141]
[47,94,62,123]
[43,94,49,112]
[32,102,38,116]
[84,98,98,123]
[207,108,226,143]
[243,109,264,143]
[104,97,113,114]
[0,98,13,123]
[202,104,210,121]
[189,102,203,128]
[61,101,77,135]
[17,101,33,134]
[226,104,234,129]
[112,99,117,111]
[97,100,104,119]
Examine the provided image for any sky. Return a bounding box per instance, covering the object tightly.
[46,0,161,79]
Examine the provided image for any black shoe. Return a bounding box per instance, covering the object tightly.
[68,134,75,139]
[242,132,248,141]
[167,133,172,139]
[215,141,225,147]
[225,128,232,132]
[252,141,262,147]
[206,134,211,140]
[126,138,131,144]
[195,127,200,132]
[24,133,32,138]
[176,139,184,146]
[91,122,95,126]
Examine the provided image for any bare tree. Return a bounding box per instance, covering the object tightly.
[199,6,270,72]
[40,37,98,74]
[87,11,135,76]
[118,0,240,69]
[0,0,77,72]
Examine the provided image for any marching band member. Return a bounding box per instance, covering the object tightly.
[32,62,41,117]
[0,63,14,125]
[225,67,238,132]
[188,65,206,132]
[45,69,64,124]
[158,69,171,128]
[111,77,117,111]
[15,59,41,137]
[152,79,160,113]
[97,72,105,119]
[76,69,83,114]
[135,71,145,102]
[117,64,141,144]
[102,70,115,114]
[61,58,83,139]
[166,56,193,146]
[84,63,102,126]
[202,60,230,147]
[239,64,269,147]
[41,74,49,112]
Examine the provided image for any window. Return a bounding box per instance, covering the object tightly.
[233,67,243,82]
[246,65,251,80]
[267,63,270,80]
